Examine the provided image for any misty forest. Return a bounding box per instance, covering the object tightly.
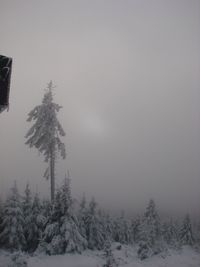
[0,82,200,267]
[1,1,200,267]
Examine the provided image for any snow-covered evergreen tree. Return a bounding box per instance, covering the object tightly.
[39,175,87,254]
[78,193,87,240]
[102,212,114,244]
[32,192,47,231]
[179,214,195,246]
[195,221,200,246]
[137,241,149,260]
[29,192,47,252]
[162,218,180,249]
[22,183,33,251]
[131,216,141,244]
[22,183,32,217]
[0,197,5,247]
[113,211,132,244]
[41,198,52,219]
[138,199,162,259]
[0,197,4,220]
[25,81,66,202]
[0,181,25,251]
[85,197,105,250]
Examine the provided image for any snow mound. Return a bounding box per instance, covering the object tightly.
[1,246,200,267]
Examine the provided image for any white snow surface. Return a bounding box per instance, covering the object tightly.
[1,245,200,267]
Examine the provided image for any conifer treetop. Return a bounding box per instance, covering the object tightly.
[25,81,66,162]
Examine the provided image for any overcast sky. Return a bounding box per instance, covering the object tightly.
[0,0,200,215]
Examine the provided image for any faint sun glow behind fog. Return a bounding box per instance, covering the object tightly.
[81,113,106,136]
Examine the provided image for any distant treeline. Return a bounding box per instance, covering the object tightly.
[0,179,199,260]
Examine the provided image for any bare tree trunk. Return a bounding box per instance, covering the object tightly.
[50,149,55,202]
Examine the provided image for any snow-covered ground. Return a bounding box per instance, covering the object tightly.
[1,245,200,267]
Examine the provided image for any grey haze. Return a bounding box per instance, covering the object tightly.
[0,0,200,215]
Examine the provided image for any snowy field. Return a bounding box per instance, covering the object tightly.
[1,245,200,267]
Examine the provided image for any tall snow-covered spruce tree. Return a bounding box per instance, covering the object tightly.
[25,81,66,202]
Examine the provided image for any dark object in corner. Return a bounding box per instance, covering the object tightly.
[0,55,12,112]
